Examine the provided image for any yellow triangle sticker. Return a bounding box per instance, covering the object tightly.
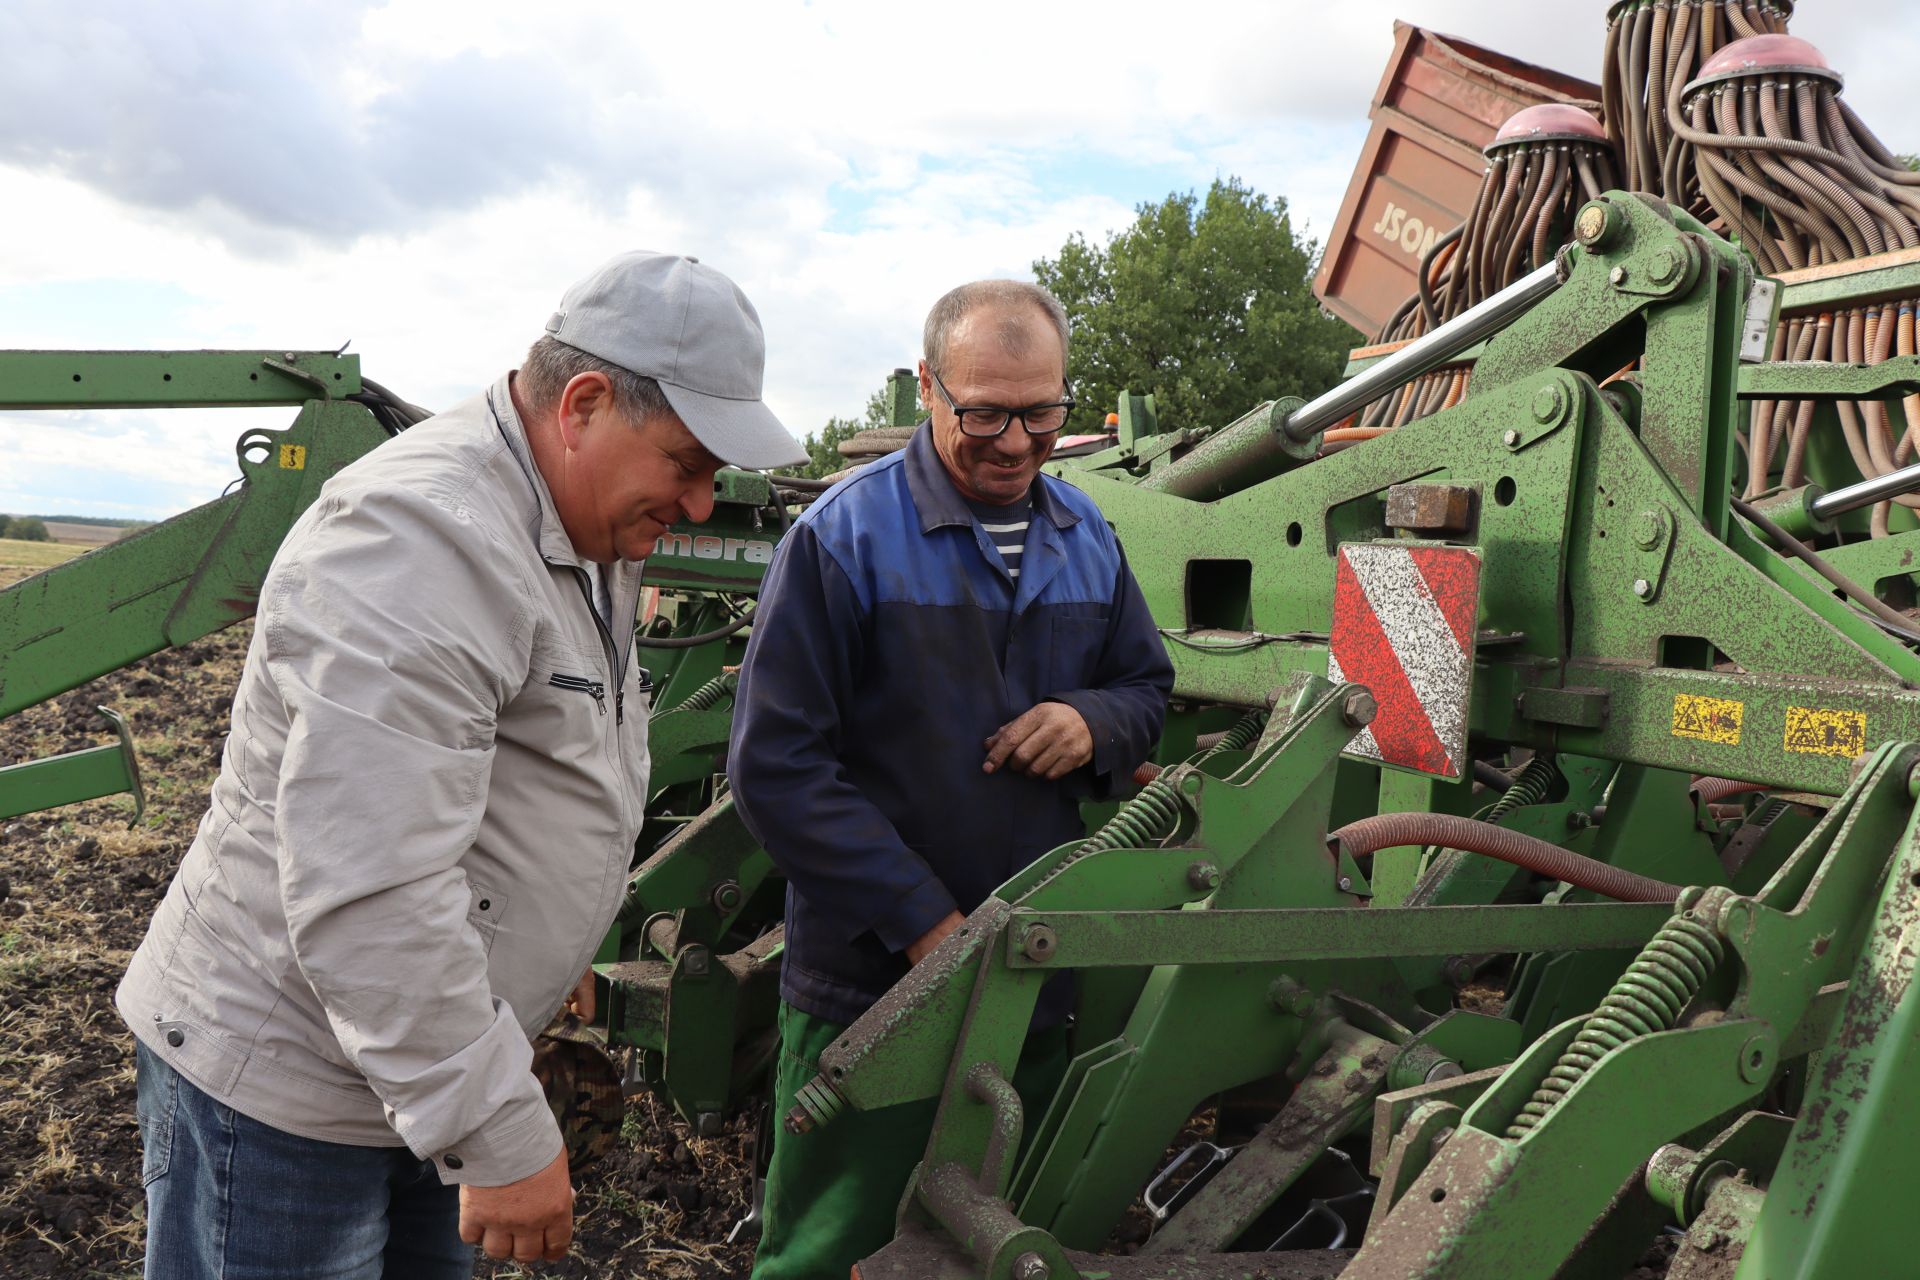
[1672,694,1743,746]
[1783,707,1866,757]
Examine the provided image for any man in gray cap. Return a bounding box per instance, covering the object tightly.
[117,252,803,1277]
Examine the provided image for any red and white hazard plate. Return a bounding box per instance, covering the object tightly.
[1327,543,1482,779]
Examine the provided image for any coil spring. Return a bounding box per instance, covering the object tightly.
[1074,709,1268,859]
[1505,910,1724,1138]
[788,1072,849,1132]
[1207,707,1270,756]
[1483,756,1559,824]
[672,670,738,713]
[1078,782,1185,858]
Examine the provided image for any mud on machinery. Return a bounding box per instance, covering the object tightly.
[6,187,1920,1278]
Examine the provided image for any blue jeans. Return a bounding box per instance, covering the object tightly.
[136,1042,472,1280]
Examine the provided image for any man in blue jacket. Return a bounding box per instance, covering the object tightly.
[729,279,1173,1279]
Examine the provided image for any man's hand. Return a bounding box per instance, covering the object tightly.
[459,1148,574,1263]
[983,702,1093,781]
[906,910,966,964]
[562,969,595,1022]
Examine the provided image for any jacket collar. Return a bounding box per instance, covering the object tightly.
[902,421,1082,535]
[487,374,591,569]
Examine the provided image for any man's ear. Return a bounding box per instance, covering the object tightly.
[556,372,614,451]
[917,358,933,413]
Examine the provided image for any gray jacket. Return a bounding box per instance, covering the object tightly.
[117,375,650,1186]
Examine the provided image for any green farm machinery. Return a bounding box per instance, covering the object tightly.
[14,5,1920,1275]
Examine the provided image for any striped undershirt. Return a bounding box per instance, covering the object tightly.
[965,494,1032,579]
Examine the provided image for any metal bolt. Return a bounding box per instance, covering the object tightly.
[1650,247,1681,283]
[1443,955,1477,988]
[1021,923,1059,963]
[696,1111,724,1137]
[1502,428,1522,448]
[1268,975,1315,1017]
[1609,266,1629,286]
[783,1106,814,1136]
[1013,1252,1051,1280]
[1337,875,1356,893]
[1633,510,1665,550]
[1566,809,1593,830]
[710,880,744,913]
[1632,578,1653,598]
[681,946,711,977]
[1737,1033,1773,1084]
[1574,203,1609,247]
[1342,689,1378,728]
[1186,861,1221,892]
[1531,384,1564,424]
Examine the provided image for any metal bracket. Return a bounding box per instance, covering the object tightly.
[1499,375,1577,454]
[1740,279,1780,363]
[1606,237,1702,300]
[1627,505,1677,604]
[1516,685,1611,730]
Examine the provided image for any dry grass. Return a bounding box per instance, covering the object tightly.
[0,538,83,570]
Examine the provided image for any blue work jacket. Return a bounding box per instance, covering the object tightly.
[729,426,1173,1026]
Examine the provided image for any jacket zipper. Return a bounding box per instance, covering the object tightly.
[548,673,607,714]
[563,566,628,724]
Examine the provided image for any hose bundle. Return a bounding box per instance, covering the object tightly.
[1603,0,1792,207]
[1670,37,1920,531]
[1677,36,1920,274]
[1359,107,1618,431]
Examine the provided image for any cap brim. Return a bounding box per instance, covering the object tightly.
[658,381,808,470]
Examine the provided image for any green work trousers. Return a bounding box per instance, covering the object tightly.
[749,1000,1069,1280]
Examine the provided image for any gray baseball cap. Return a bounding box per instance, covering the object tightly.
[544,251,805,469]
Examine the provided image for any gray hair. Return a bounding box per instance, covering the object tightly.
[518,335,675,425]
[922,280,1069,374]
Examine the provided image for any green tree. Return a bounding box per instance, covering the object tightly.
[6,516,48,542]
[0,514,11,538]
[1034,177,1353,434]
[785,386,901,480]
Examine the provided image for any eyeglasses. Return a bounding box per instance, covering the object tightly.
[929,369,1075,438]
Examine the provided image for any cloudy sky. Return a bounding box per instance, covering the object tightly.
[1,0,1913,519]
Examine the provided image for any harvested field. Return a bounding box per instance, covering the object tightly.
[0,540,84,571]
[41,525,126,549]
[0,591,757,1278]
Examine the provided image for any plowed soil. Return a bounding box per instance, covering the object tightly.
[0,581,757,1278]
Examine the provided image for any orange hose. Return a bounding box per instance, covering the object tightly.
[1331,813,1681,904]
[1323,426,1393,443]
[1691,777,1770,806]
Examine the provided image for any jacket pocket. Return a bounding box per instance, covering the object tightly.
[1047,609,1110,692]
[547,671,609,716]
[466,881,507,956]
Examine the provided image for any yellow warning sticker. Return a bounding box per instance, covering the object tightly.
[1672,694,1744,746]
[278,444,307,470]
[1783,706,1867,757]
